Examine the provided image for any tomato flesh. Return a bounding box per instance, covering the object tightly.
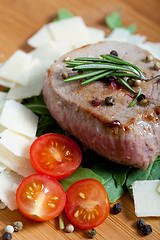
[16,174,66,221]
[30,133,82,180]
[65,178,110,229]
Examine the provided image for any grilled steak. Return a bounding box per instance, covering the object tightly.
[43,41,160,170]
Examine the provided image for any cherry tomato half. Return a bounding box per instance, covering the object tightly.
[65,178,110,229]
[16,174,66,221]
[30,133,82,180]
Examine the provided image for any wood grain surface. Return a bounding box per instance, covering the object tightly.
[0,0,160,239]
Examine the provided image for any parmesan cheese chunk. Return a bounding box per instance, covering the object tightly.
[0,144,36,177]
[27,24,53,48]
[48,16,89,42]
[0,170,23,210]
[0,100,38,138]
[0,50,33,85]
[0,91,7,112]
[132,180,160,217]
[0,129,35,159]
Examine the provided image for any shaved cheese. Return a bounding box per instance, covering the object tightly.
[0,162,7,172]
[0,129,35,159]
[106,28,146,45]
[138,42,160,60]
[0,100,38,138]
[0,50,33,85]
[27,24,53,48]
[0,144,36,177]
[0,91,7,112]
[0,170,23,210]
[132,180,160,217]
[48,16,89,42]
[30,41,62,68]
[0,78,16,88]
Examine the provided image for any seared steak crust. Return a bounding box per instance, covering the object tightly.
[43,41,160,169]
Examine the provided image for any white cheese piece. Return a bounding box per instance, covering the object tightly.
[0,50,33,85]
[0,78,16,88]
[0,91,7,112]
[0,100,38,138]
[27,25,53,48]
[132,180,160,217]
[138,42,160,60]
[0,144,36,177]
[0,162,7,172]
[48,16,89,43]
[0,129,35,159]
[0,170,24,210]
[6,60,44,100]
[106,28,146,45]
[73,27,105,49]
[30,41,63,69]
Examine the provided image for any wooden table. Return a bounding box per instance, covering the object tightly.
[0,0,160,239]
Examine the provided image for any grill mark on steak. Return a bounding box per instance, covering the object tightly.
[43,41,160,170]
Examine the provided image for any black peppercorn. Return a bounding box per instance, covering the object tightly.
[136,219,145,229]
[137,94,145,102]
[110,50,118,56]
[105,96,115,106]
[105,75,115,83]
[2,232,12,240]
[142,225,152,236]
[88,228,97,238]
[113,203,122,214]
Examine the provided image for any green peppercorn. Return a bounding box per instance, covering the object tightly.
[88,228,97,238]
[139,98,149,107]
[13,221,23,232]
[105,96,115,106]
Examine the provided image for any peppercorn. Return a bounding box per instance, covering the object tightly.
[154,62,160,70]
[4,225,14,234]
[110,50,118,56]
[137,94,145,102]
[64,56,71,62]
[142,224,152,236]
[91,98,101,107]
[105,96,115,106]
[2,232,12,240]
[105,75,115,83]
[133,79,141,87]
[139,98,149,107]
[127,78,134,87]
[88,228,97,238]
[136,219,146,229]
[13,221,23,232]
[65,224,74,233]
[113,203,123,214]
[62,71,69,79]
[146,54,153,63]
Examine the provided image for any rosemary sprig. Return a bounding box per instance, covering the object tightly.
[130,88,141,107]
[64,54,145,106]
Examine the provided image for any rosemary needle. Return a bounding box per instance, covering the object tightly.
[64,54,146,106]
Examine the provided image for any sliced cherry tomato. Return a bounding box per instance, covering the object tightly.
[30,133,82,180]
[16,174,66,221]
[65,178,110,229]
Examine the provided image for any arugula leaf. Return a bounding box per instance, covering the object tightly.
[105,11,122,30]
[54,9,73,21]
[105,11,137,33]
[24,103,50,115]
[60,167,104,191]
[91,163,127,202]
[125,24,137,34]
[126,156,160,196]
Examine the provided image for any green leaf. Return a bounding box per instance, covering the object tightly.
[54,9,73,21]
[126,156,160,197]
[105,11,122,30]
[91,163,128,203]
[24,103,50,115]
[125,24,137,34]
[60,167,104,191]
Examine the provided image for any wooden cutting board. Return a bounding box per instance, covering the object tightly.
[0,0,160,239]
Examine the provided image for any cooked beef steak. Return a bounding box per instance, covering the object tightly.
[43,41,160,170]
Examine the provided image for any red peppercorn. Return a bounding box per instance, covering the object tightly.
[91,98,101,107]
